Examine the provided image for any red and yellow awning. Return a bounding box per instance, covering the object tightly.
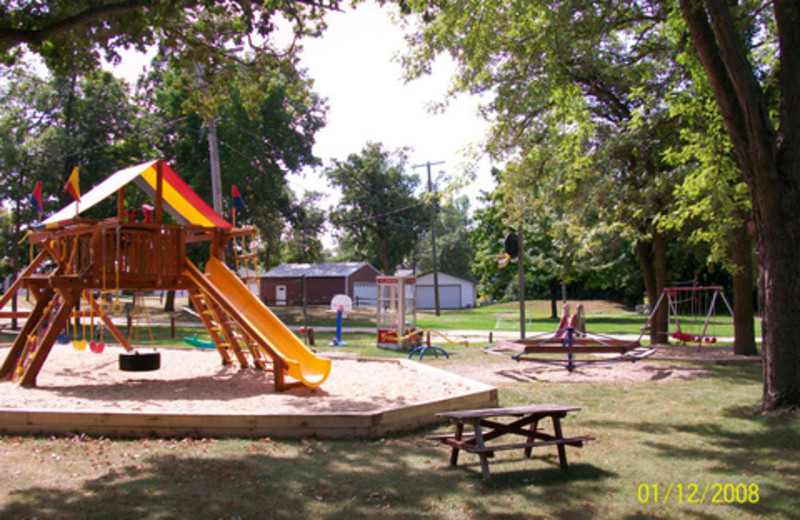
[41,160,231,229]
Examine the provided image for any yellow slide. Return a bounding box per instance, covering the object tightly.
[185,258,331,388]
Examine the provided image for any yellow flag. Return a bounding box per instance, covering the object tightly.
[64,166,80,202]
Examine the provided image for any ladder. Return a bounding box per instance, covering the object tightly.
[232,229,259,297]
[187,288,272,371]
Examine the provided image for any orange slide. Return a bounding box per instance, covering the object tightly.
[184,258,331,387]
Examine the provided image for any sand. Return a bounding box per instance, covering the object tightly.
[0,346,483,414]
[0,343,759,413]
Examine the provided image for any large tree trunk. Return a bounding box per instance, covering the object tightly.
[730,220,757,356]
[652,230,668,344]
[681,0,800,410]
[636,234,668,345]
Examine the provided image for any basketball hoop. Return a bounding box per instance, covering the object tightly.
[330,294,352,318]
[329,295,352,346]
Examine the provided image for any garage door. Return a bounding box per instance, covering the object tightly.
[353,282,377,307]
[417,285,462,309]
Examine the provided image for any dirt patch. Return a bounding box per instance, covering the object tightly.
[447,343,761,384]
[649,343,761,363]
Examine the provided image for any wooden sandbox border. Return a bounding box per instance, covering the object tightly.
[0,359,499,439]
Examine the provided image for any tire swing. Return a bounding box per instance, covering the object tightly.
[119,350,161,371]
[119,292,161,372]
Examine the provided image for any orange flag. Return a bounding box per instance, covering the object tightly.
[63,166,80,202]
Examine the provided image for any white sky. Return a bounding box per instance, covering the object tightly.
[289,3,495,201]
[103,3,497,220]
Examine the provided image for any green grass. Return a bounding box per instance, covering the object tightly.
[416,300,759,340]
[101,296,761,341]
[2,300,782,518]
[1,361,797,519]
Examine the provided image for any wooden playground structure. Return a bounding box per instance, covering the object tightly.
[0,160,330,390]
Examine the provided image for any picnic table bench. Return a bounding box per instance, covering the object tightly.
[427,404,594,480]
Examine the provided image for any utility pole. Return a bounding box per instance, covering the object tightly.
[414,161,445,315]
[200,46,242,217]
[207,117,223,215]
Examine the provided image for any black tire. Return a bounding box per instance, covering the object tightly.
[119,351,161,372]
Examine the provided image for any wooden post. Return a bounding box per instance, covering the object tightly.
[117,188,125,221]
[18,287,80,386]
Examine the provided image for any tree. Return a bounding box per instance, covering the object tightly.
[679,0,800,410]
[414,194,474,281]
[398,0,689,343]
[327,142,428,274]
[663,10,758,357]
[0,65,146,318]
[281,191,327,264]
[140,55,326,267]
[0,1,339,76]
[469,179,517,303]
[0,66,143,232]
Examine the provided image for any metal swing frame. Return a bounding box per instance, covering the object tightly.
[645,286,734,349]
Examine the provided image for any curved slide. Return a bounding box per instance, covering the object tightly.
[184,258,331,388]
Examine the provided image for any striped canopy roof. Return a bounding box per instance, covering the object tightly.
[41,160,231,229]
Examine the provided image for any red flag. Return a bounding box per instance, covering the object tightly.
[231,185,246,212]
[30,181,44,212]
[63,167,80,202]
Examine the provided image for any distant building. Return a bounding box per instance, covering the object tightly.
[416,272,476,309]
[260,262,380,306]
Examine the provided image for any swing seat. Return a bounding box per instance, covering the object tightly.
[89,341,106,354]
[72,339,87,351]
[670,330,698,343]
[57,334,71,344]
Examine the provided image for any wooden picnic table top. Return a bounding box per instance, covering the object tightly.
[436,404,581,421]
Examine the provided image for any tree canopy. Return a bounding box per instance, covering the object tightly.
[0,0,340,75]
[327,142,428,274]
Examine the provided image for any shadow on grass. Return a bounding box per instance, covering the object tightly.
[595,407,799,519]
[0,440,616,520]
[700,363,762,385]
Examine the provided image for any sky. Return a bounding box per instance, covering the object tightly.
[287,3,495,200]
[103,3,496,219]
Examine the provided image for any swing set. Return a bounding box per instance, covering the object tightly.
[646,285,734,348]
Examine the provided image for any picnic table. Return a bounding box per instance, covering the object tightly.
[427,404,594,480]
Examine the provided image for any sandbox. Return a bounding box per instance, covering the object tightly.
[0,346,497,439]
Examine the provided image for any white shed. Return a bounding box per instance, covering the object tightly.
[416,272,476,310]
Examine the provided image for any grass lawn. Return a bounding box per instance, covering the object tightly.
[1,300,789,519]
[1,359,797,519]
[261,299,757,341]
